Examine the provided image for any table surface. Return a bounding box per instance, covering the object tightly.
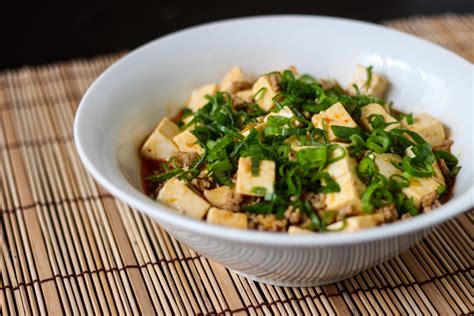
[1,14,473,315]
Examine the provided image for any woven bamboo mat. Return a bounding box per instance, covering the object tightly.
[1,14,473,315]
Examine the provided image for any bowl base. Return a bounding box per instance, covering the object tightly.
[229,268,359,287]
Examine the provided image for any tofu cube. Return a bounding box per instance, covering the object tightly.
[251,74,279,112]
[206,207,248,229]
[373,153,402,178]
[158,178,210,219]
[187,83,218,112]
[203,186,233,208]
[402,178,442,208]
[235,89,253,104]
[236,157,275,196]
[324,171,366,214]
[348,65,388,98]
[327,213,385,232]
[288,226,314,234]
[219,67,245,93]
[323,155,366,213]
[360,103,400,131]
[172,130,203,155]
[311,102,357,142]
[325,147,357,179]
[401,113,446,148]
[140,118,181,160]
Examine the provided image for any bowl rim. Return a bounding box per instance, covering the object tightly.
[74,14,473,247]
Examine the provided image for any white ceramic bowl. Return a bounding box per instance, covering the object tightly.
[74,16,473,287]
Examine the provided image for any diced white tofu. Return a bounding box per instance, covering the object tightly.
[360,103,400,131]
[206,207,248,229]
[158,178,210,219]
[219,66,245,93]
[327,213,385,232]
[235,89,253,104]
[172,130,203,155]
[236,157,275,196]
[324,171,366,213]
[373,153,402,178]
[251,74,279,112]
[187,83,218,112]
[401,113,446,148]
[348,65,388,98]
[140,118,181,160]
[311,102,357,142]
[288,226,314,234]
[403,179,435,206]
[325,148,357,179]
[203,186,233,208]
[402,177,443,208]
[323,155,366,213]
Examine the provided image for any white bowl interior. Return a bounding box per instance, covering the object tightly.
[75,16,473,245]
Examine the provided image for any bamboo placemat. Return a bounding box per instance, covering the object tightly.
[1,14,473,315]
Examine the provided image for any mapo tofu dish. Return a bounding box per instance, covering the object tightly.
[139,65,460,233]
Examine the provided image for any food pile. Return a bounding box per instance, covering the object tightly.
[139,65,460,233]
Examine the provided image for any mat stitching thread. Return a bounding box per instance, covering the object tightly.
[1,194,115,213]
[0,257,202,292]
[0,135,73,151]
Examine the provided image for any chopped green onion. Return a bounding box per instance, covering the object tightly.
[357,156,376,182]
[365,65,373,89]
[389,174,409,189]
[267,115,289,127]
[146,168,183,183]
[401,156,434,178]
[331,125,366,140]
[253,87,268,101]
[251,187,267,195]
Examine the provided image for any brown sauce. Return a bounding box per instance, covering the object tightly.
[141,158,167,198]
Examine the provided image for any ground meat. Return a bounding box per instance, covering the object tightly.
[269,73,280,91]
[320,80,339,90]
[230,80,252,94]
[421,191,441,213]
[284,206,302,225]
[423,200,442,213]
[434,139,454,152]
[174,152,199,168]
[304,192,326,210]
[190,169,213,192]
[401,213,413,220]
[248,214,288,232]
[438,159,451,177]
[378,204,398,222]
[339,206,357,218]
